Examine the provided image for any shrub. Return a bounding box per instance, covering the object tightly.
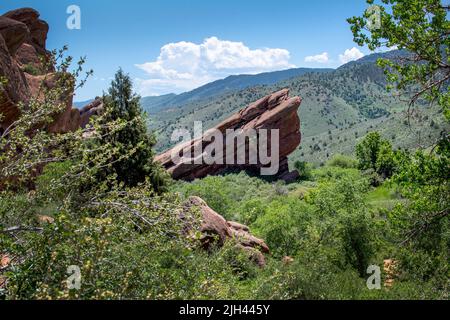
[327,154,358,169]
[356,132,400,181]
[22,63,40,76]
[293,161,313,181]
[2,180,259,300]
[252,197,314,258]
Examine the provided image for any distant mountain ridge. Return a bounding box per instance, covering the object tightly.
[74,51,405,111]
[139,67,333,113]
[140,94,177,113]
[138,51,410,114]
[74,68,333,111]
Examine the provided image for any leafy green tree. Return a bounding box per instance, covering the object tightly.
[350,1,449,289]
[388,141,449,286]
[356,132,401,181]
[348,0,449,119]
[253,197,313,258]
[307,172,376,277]
[375,140,396,178]
[356,132,384,171]
[99,69,168,192]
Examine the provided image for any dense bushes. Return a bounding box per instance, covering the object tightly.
[1,166,259,300]
[175,170,381,299]
[252,197,313,258]
[174,170,366,297]
[172,160,447,300]
[172,172,278,222]
[2,151,447,299]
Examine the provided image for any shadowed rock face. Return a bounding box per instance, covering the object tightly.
[0,8,98,134]
[156,89,302,182]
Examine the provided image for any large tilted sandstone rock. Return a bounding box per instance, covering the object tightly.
[0,8,95,134]
[79,98,104,128]
[156,89,302,181]
[185,196,269,267]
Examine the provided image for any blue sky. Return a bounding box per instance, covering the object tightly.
[2,0,375,101]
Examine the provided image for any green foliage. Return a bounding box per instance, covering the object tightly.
[307,172,378,276]
[97,69,169,193]
[252,197,313,258]
[172,172,276,222]
[293,161,313,181]
[356,132,385,171]
[308,171,369,214]
[355,131,402,182]
[22,63,40,76]
[2,187,255,300]
[177,171,383,296]
[387,143,449,284]
[348,0,449,119]
[327,154,358,169]
[175,169,446,299]
[375,140,396,177]
[254,251,365,300]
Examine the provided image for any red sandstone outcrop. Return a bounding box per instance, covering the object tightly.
[156,89,302,181]
[79,98,104,128]
[185,196,269,267]
[0,8,95,134]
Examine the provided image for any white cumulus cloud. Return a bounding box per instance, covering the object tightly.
[304,52,329,64]
[135,37,294,96]
[339,47,365,64]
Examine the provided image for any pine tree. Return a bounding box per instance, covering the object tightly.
[99,68,168,192]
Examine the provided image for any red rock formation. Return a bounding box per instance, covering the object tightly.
[0,14,30,133]
[3,8,49,57]
[0,8,91,134]
[0,254,10,289]
[79,98,104,128]
[185,196,269,267]
[156,89,302,181]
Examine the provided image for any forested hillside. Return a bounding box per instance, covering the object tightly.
[149,50,447,167]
